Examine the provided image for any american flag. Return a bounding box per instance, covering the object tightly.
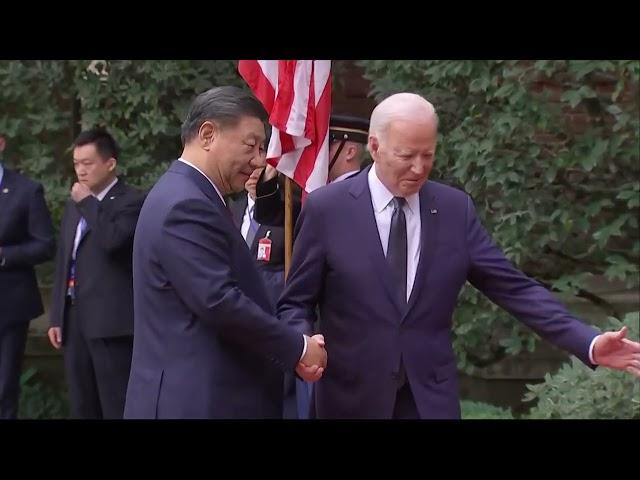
[238,60,332,193]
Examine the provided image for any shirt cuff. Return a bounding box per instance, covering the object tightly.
[589,335,601,365]
[299,335,308,363]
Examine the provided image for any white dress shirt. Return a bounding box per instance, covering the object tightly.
[368,164,421,302]
[331,170,358,184]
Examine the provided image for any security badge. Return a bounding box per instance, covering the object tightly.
[256,230,272,262]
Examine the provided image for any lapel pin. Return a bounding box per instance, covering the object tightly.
[109,196,115,200]
[430,208,438,214]
[2,188,8,194]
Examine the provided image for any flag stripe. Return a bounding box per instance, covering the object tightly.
[293,64,331,189]
[238,60,275,113]
[238,59,331,193]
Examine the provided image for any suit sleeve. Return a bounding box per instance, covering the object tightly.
[465,195,599,367]
[254,173,302,226]
[2,183,55,267]
[277,194,326,336]
[48,203,71,329]
[159,198,304,371]
[76,189,145,255]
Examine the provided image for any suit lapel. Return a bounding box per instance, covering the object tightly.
[230,195,248,230]
[75,179,122,251]
[72,179,123,255]
[170,160,227,209]
[349,166,404,315]
[403,183,439,321]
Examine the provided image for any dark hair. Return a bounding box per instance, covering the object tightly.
[73,128,120,161]
[181,86,268,146]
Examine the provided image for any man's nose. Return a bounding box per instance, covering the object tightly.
[250,153,267,169]
[411,158,426,176]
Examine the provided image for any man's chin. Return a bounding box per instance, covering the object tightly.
[399,178,427,196]
[230,182,247,195]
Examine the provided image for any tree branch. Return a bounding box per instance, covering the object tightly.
[543,246,603,271]
[467,346,508,368]
[524,269,622,319]
[607,248,640,264]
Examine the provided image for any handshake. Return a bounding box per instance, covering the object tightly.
[296,334,327,382]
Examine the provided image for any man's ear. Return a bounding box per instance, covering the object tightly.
[368,135,380,160]
[345,144,358,162]
[107,157,117,172]
[198,121,217,150]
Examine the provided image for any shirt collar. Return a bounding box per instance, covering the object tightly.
[367,163,419,215]
[178,157,226,205]
[95,177,118,201]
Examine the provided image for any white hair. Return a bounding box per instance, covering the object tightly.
[369,93,438,142]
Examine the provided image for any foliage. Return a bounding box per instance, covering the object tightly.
[1,60,241,286]
[0,60,241,225]
[358,60,640,370]
[460,400,514,419]
[18,367,69,419]
[524,312,640,419]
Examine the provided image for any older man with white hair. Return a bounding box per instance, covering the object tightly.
[278,92,640,419]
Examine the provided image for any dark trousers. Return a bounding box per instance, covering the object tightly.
[0,320,29,419]
[392,382,419,419]
[283,372,313,419]
[63,301,133,419]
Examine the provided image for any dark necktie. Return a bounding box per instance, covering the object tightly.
[67,216,88,300]
[386,196,407,305]
[245,204,260,247]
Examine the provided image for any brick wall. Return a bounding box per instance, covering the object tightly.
[332,61,376,118]
[333,61,638,137]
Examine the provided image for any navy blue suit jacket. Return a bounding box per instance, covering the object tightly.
[124,161,304,419]
[279,166,600,419]
[0,168,55,325]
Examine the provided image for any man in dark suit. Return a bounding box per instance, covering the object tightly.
[124,86,327,419]
[0,134,55,419]
[279,92,640,419]
[251,115,370,419]
[47,129,145,419]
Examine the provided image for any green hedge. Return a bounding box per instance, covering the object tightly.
[460,400,514,419]
[524,312,639,419]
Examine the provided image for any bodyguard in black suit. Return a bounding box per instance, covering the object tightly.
[47,129,145,419]
[0,134,55,419]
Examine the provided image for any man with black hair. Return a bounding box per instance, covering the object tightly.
[48,128,145,419]
[124,87,326,419]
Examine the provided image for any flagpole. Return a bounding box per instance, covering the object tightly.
[284,176,293,280]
